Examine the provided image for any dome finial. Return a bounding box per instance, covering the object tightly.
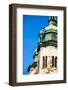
[48,16,57,26]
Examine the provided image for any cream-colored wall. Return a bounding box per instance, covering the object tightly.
[38,46,57,73]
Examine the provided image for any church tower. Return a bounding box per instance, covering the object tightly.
[27,16,58,74]
[38,16,57,74]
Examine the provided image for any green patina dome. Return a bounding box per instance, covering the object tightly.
[33,48,38,62]
[39,16,57,47]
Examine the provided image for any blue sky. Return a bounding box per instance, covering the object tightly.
[23,15,49,75]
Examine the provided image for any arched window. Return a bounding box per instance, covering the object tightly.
[42,56,47,68]
[52,56,57,68]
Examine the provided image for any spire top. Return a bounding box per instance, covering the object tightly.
[48,16,57,26]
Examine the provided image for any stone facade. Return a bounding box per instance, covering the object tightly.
[38,46,57,74]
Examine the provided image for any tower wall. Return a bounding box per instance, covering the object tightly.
[38,46,57,74]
